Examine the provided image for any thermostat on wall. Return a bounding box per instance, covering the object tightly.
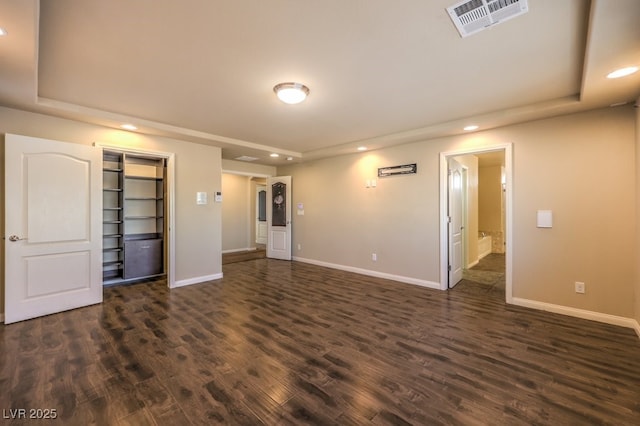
[196,192,207,205]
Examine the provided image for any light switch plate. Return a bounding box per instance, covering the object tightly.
[196,192,207,205]
[537,210,552,228]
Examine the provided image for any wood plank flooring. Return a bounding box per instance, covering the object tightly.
[1,258,639,425]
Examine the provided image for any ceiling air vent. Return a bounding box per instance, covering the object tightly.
[446,0,528,38]
[235,156,259,162]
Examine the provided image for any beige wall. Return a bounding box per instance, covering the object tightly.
[279,106,637,319]
[479,165,502,232]
[221,173,251,251]
[636,98,640,327]
[0,136,4,313]
[0,106,223,315]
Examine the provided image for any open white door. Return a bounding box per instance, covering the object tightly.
[4,134,103,324]
[266,176,291,260]
[256,185,268,245]
[448,158,464,288]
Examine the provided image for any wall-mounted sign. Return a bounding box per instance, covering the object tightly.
[378,163,417,177]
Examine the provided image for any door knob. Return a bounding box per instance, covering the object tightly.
[8,235,26,242]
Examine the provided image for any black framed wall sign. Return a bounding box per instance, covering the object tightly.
[378,163,417,177]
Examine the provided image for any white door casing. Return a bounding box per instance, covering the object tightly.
[266,176,291,260]
[448,158,464,288]
[5,134,103,324]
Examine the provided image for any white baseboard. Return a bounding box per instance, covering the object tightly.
[512,297,640,338]
[173,273,223,288]
[467,259,479,268]
[293,256,441,290]
[222,247,256,254]
[478,249,492,259]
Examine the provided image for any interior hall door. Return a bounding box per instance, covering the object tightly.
[448,158,464,288]
[266,176,291,260]
[256,185,267,245]
[4,134,103,324]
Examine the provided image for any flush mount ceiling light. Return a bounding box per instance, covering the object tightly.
[357,146,367,151]
[270,153,280,158]
[607,66,638,79]
[0,27,7,36]
[463,125,479,131]
[274,82,309,104]
[121,124,138,131]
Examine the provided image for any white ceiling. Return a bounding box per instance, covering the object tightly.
[0,0,639,165]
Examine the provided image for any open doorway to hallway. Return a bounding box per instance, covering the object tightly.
[221,173,268,264]
[440,144,512,302]
[460,151,506,295]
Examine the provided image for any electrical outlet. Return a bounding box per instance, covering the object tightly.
[575,282,585,294]
[372,253,377,262]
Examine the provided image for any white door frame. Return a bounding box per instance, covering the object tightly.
[95,143,176,289]
[439,143,513,303]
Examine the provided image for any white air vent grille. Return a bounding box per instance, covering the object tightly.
[235,156,259,162]
[447,0,528,37]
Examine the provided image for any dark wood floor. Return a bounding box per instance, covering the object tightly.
[1,259,639,425]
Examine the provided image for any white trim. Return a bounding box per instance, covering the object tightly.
[173,273,223,288]
[222,247,257,254]
[94,143,177,290]
[478,248,492,259]
[440,143,513,303]
[513,297,640,337]
[293,257,441,290]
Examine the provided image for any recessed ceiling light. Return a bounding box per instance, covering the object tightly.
[121,124,138,131]
[286,157,293,161]
[464,125,479,131]
[357,146,367,151]
[607,66,638,79]
[274,82,310,104]
[270,153,279,158]
[0,28,7,36]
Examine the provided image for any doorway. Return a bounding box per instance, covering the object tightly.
[440,144,513,303]
[220,172,269,264]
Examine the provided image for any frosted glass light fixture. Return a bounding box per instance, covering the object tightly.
[274,82,310,104]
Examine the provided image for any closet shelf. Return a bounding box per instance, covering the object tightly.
[125,175,163,181]
[125,216,164,220]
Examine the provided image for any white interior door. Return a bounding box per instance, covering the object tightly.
[448,158,464,288]
[5,134,103,324]
[266,176,291,260]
